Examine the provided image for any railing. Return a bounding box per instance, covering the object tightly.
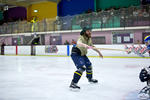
[0,5,150,34]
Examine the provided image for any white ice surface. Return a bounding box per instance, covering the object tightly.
[0,56,149,100]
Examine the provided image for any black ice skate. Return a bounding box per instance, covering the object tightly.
[88,78,98,83]
[138,86,150,100]
[70,81,80,89]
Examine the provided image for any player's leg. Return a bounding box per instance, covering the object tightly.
[138,85,150,100]
[84,55,98,83]
[70,66,85,89]
[70,54,85,89]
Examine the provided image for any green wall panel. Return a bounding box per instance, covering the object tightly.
[96,0,140,10]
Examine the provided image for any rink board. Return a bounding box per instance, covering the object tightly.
[3,45,150,57]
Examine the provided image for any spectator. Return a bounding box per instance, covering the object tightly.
[137,40,141,44]
[102,14,108,28]
[30,34,41,56]
[31,34,41,45]
[143,9,149,18]
[31,16,38,32]
[138,9,143,23]
[132,8,139,25]
[133,8,139,17]
[71,39,76,47]
[64,40,70,45]
[1,42,5,55]
[71,39,76,45]
[96,8,102,12]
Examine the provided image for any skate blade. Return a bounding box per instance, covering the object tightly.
[89,82,98,84]
[138,93,149,100]
[69,87,80,92]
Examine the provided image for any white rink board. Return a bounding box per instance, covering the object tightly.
[87,45,149,57]
[3,45,150,57]
[4,46,16,55]
[18,46,31,55]
[35,45,67,56]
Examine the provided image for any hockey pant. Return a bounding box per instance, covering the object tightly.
[71,53,93,83]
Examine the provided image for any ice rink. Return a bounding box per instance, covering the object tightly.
[0,55,149,100]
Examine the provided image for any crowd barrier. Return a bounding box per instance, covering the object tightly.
[0,45,149,58]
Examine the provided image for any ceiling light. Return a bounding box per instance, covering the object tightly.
[34,10,38,12]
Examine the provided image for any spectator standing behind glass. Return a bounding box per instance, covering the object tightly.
[1,42,5,55]
[64,40,70,45]
[137,40,141,44]
[31,16,38,32]
[143,9,149,21]
[133,8,138,25]
[71,39,76,47]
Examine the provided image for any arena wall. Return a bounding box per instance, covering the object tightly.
[27,1,57,21]
[3,45,149,57]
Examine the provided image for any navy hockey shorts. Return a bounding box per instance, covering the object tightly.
[71,53,92,69]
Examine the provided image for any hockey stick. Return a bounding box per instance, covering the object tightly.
[96,48,129,51]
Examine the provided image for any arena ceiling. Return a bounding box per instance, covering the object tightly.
[0,0,59,7]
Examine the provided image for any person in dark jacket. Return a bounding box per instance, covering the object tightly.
[1,42,5,55]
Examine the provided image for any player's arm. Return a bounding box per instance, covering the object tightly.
[77,40,103,58]
[89,39,103,58]
[76,37,90,48]
[77,41,89,48]
[92,46,103,58]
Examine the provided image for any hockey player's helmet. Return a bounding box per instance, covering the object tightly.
[80,27,92,35]
[139,67,150,82]
[144,35,150,44]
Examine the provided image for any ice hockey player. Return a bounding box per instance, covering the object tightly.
[138,36,150,99]
[139,66,150,100]
[69,27,103,90]
[144,35,150,56]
